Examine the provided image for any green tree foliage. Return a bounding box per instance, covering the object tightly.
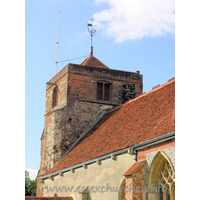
[25,170,37,196]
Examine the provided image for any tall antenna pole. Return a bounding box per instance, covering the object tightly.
[55,10,60,75]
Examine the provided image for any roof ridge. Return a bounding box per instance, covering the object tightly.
[107,78,175,114]
[135,77,175,99]
[81,56,90,64]
[81,55,109,68]
[92,56,108,68]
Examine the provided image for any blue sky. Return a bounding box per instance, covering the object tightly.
[25,0,175,174]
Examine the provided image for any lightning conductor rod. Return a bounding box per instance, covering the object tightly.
[55,10,60,75]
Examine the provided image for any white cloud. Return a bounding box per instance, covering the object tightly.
[93,0,175,43]
[25,168,38,180]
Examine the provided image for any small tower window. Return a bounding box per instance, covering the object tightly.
[97,82,111,101]
[52,87,58,108]
[97,82,103,101]
[68,118,72,124]
[104,83,110,101]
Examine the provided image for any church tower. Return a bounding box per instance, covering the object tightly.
[37,54,143,196]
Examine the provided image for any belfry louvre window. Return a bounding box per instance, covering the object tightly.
[97,83,103,101]
[104,83,110,101]
[97,82,110,101]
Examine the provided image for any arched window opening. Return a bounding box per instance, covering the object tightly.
[157,161,175,200]
[147,150,175,200]
[52,87,58,108]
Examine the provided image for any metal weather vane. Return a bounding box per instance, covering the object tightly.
[87,18,97,56]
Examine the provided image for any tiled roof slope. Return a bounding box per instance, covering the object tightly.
[42,79,175,176]
[81,55,109,68]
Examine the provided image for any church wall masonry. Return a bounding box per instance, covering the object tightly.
[67,64,143,105]
[42,152,135,200]
[124,139,175,200]
[40,139,174,200]
[37,62,143,196]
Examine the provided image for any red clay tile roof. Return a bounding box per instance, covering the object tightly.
[123,160,145,176]
[81,56,109,68]
[42,78,175,176]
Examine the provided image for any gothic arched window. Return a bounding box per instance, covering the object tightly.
[157,161,175,200]
[147,150,175,200]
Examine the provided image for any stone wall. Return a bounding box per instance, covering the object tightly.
[37,62,143,196]
[136,139,175,200]
[39,101,113,174]
[68,64,143,105]
[144,140,175,177]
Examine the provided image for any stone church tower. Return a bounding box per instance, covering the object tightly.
[36,55,143,196]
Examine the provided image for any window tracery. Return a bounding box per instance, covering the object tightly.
[157,161,175,200]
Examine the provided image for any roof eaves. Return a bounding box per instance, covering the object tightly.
[41,131,175,179]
